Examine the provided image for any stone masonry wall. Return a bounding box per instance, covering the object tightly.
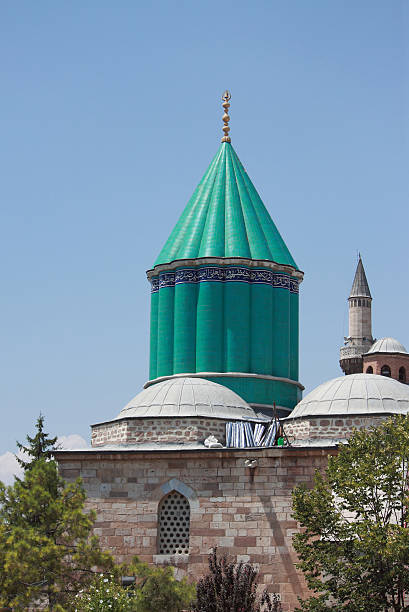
[57,447,335,611]
[284,415,387,441]
[91,418,226,447]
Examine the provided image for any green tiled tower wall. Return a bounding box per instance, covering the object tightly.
[149,267,300,410]
[196,281,223,371]
[272,287,289,378]
[173,283,197,373]
[157,287,174,376]
[250,284,273,374]
[149,290,159,379]
[206,375,302,410]
[223,282,250,371]
[289,292,299,381]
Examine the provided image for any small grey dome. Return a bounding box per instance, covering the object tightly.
[288,373,409,419]
[117,377,259,421]
[367,337,407,354]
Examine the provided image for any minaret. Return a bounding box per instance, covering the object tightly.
[146,93,304,416]
[340,255,374,374]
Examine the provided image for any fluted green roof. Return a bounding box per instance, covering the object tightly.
[154,142,298,269]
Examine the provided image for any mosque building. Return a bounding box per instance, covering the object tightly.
[56,93,409,611]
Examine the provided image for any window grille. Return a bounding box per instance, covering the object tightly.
[158,491,190,555]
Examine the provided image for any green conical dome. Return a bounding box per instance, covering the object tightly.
[155,142,297,269]
[148,133,303,418]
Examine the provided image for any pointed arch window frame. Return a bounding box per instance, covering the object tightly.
[153,479,199,562]
[159,478,199,510]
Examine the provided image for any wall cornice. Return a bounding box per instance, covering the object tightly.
[146,257,304,282]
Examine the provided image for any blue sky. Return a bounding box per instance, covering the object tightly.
[1,1,408,457]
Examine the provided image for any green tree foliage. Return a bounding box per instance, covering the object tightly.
[192,548,281,612]
[129,556,195,612]
[72,559,195,612]
[292,415,409,612]
[16,413,58,471]
[0,458,113,610]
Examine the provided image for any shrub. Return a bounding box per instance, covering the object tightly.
[129,557,195,612]
[192,548,281,612]
[72,573,136,611]
[71,559,195,612]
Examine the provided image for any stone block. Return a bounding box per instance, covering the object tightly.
[235,536,257,547]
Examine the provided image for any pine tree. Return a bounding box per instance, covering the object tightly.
[16,413,58,470]
[0,458,113,609]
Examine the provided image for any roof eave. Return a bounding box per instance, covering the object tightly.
[146,256,304,281]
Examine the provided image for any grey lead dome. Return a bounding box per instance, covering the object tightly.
[288,373,409,419]
[367,337,407,355]
[116,377,259,421]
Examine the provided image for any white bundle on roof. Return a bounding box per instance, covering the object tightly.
[253,423,265,445]
[225,420,279,448]
[260,420,279,447]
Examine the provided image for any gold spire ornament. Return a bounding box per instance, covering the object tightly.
[221,90,231,143]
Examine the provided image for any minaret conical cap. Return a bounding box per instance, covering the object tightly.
[350,255,371,298]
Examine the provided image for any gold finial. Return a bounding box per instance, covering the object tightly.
[221,90,231,143]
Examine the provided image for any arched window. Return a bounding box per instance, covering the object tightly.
[366,366,373,374]
[358,299,361,307]
[158,491,190,555]
[399,367,406,383]
[381,364,391,377]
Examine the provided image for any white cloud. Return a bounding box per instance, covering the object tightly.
[56,434,89,451]
[0,434,89,486]
[0,451,23,486]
